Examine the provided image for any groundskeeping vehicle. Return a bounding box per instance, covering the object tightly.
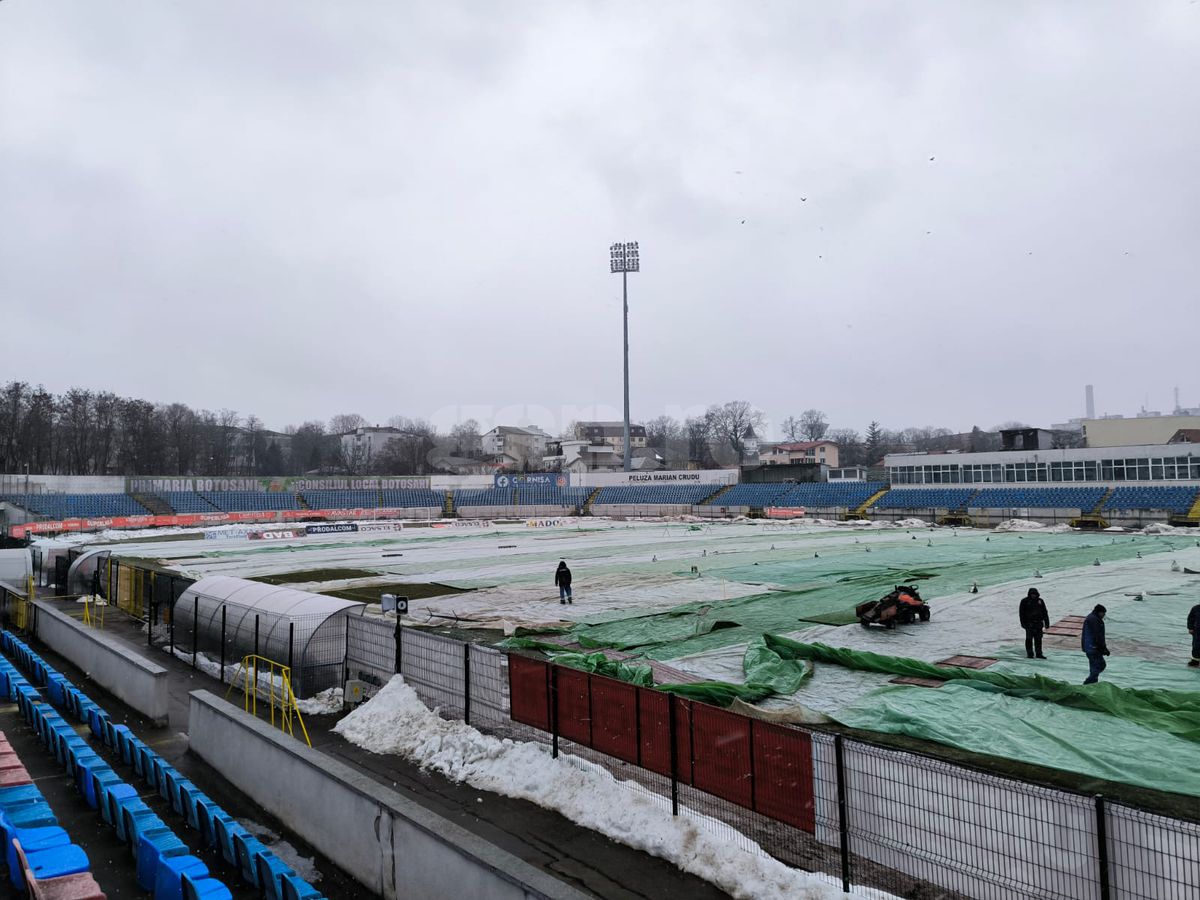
[857,585,931,629]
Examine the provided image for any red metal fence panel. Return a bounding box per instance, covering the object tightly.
[637,687,672,775]
[590,676,639,764]
[508,654,550,730]
[555,667,593,745]
[690,703,753,808]
[752,722,816,832]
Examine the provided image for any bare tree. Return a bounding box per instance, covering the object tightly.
[780,416,804,442]
[799,409,829,441]
[827,427,862,466]
[685,416,714,467]
[328,412,367,435]
[645,415,682,451]
[706,401,764,463]
[449,419,482,458]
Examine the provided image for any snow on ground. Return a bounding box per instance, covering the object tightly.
[296,687,343,715]
[333,676,882,900]
[241,819,322,883]
[993,518,1072,533]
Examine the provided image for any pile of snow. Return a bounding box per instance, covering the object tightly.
[892,518,931,528]
[296,687,344,715]
[333,677,874,900]
[993,519,1072,534]
[1141,523,1188,535]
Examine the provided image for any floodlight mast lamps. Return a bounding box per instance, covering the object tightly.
[610,241,639,472]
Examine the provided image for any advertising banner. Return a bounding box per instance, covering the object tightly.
[494,473,569,488]
[126,475,432,494]
[765,507,807,519]
[357,522,402,533]
[305,523,359,535]
[574,469,738,488]
[248,527,307,541]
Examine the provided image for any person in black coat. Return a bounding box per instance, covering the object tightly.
[1082,604,1110,684]
[1187,602,1200,668]
[554,560,573,605]
[1019,588,1050,659]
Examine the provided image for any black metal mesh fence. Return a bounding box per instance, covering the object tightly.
[338,625,1200,900]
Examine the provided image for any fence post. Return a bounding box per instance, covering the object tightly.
[219,605,227,684]
[1095,796,1111,900]
[463,643,472,725]
[835,735,851,895]
[394,620,403,675]
[191,596,198,670]
[668,691,679,817]
[550,664,559,760]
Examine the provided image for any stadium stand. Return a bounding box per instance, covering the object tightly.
[872,488,978,510]
[702,484,796,507]
[159,491,221,513]
[591,485,717,505]
[299,489,381,509]
[453,487,515,506]
[0,493,149,518]
[1103,485,1200,514]
[772,482,887,508]
[966,487,1109,510]
[379,489,446,508]
[198,491,301,511]
[516,485,593,507]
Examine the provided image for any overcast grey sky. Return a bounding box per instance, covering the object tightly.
[2,2,1198,438]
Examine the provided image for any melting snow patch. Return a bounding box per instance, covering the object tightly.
[333,676,879,900]
[296,687,344,715]
[994,519,1072,533]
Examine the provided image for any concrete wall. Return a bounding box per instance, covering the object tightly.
[187,691,590,900]
[589,504,694,518]
[32,602,169,725]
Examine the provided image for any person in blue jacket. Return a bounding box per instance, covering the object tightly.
[1188,602,1200,668]
[1082,604,1110,684]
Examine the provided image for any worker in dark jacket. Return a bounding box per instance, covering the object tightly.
[554,560,573,605]
[1019,588,1050,659]
[1082,604,1110,684]
[1188,602,1200,668]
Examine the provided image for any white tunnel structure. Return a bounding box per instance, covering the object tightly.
[176,575,367,696]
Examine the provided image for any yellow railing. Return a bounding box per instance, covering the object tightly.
[82,596,106,629]
[225,655,311,746]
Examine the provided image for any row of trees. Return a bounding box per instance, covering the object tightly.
[0,380,1042,478]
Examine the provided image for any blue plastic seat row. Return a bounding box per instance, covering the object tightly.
[872,488,979,511]
[1103,486,1200,514]
[591,485,717,505]
[2,631,322,900]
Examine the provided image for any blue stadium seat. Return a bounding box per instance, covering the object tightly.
[198,492,301,512]
[967,487,1108,510]
[872,488,978,511]
[593,485,722,505]
[1103,486,1200,514]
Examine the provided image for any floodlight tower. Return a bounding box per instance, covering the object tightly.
[610,241,639,472]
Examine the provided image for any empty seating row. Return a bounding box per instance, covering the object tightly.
[1,651,218,900]
[0,493,149,519]
[378,489,444,508]
[592,485,718,505]
[158,492,220,514]
[1,632,322,900]
[300,490,380,510]
[771,482,887,509]
[0,730,104,898]
[703,484,795,507]
[453,488,516,507]
[872,488,978,510]
[516,486,593,507]
[966,487,1109,510]
[1103,486,1200,514]
[198,492,300,511]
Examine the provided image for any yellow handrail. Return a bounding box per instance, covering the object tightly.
[82,596,106,629]
[224,654,311,746]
